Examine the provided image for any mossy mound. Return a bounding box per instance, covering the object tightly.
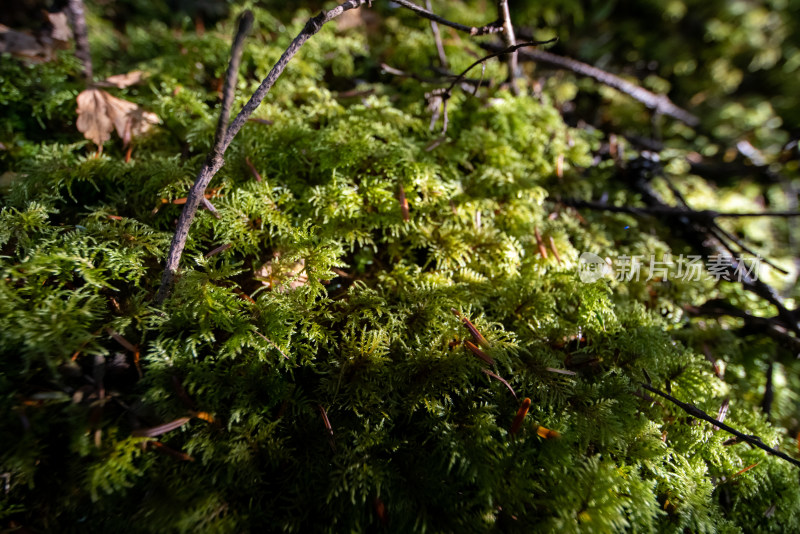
[2,3,799,532]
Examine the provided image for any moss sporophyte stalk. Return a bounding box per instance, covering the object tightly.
[2,1,800,532]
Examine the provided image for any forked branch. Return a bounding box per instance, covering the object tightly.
[156,1,368,302]
[481,43,699,126]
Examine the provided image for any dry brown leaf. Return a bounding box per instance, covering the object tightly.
[77,89,115,146]
[45,11,72,44]
[76,88,159,148]
[255,255,308,293]
[103,70,147,89]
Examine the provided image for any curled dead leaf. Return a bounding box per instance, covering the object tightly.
[102,70,148,89]
[76,88,159,148]
[45,11,72,44]
[77,89,114,146]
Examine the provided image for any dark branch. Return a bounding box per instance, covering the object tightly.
[380,63,485,87]
[392,0,503,36]
[67,0,92,81]
[640,383,800,469]
[214,11,254,149]
[444,39,557,97]
[559,198,800,221]
[560,198,792,274]
[222,2,366,151]
[481,43,699,126]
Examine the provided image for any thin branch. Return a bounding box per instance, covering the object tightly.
[201,197,221,219]
[67,0,92,81]
[423,38,555,132]
[578,154,800,331]
[204,243,231,259]
[481,43,699,126]
[223,2,366,151]
[214,11,254,148]
[708,222,787,276]
[156,2,368,303]
[425,0,449,69]
[380,63,484,87]
[495,0,519,94]
[640,383,800,469]
[392,0,504,36]
[444,39,557,97]
[559,199,800,221]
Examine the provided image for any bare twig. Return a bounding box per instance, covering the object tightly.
[425,0,449,69]
[707,222,787,275]
[214,11,254,147]
[564,189,798,334]
[495,0,519,94]
[444,40,556,97]
[222,2,368,153]
[201,197,221,219]
[392,0,504,36]
[157,2,368,302]
[381,63,484,88]
[481,43,699,126]
[636,161,798,333]
[559,199,800,220]
[641,383,800,469]
[426,39,555,133]
[67,0,92,81]
[204,243,231,259]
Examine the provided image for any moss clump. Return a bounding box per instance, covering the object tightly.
[1,2,799,532]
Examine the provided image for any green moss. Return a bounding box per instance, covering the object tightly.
[1,2,799,533]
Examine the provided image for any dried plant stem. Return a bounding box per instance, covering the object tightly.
[481,43,699,126]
